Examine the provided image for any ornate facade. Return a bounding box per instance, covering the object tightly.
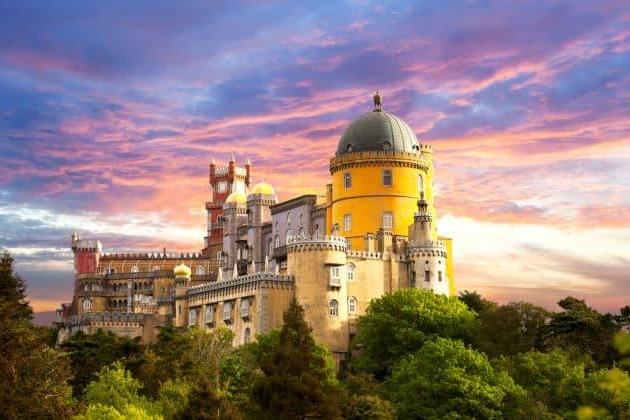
[56,93,455,363]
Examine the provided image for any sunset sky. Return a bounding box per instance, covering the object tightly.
[1,1,628,314]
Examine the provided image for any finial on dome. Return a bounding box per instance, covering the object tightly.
[230,154,235,162]
[211,157,216,165]
[373,90,382,111]
[246,157,251,166]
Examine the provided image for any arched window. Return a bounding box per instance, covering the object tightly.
[287,211,292,224]
[274,235,280,248]
[382,169,392,186]
[344,172,352,189]
[285,229,294,243]
[329,299,339,317]
[313,224,320,239]
[347,263,355,280]
[243,327,251,344]
[382,212,393,229]
[298,226,304,237]
[268,238,273,255]
[196,266,205,275]
[106,267,116,275]
[83,298,91,309]
[418,174,424,194]
[130,265,139,273]
[348,297,357,313]
[152,266,161,272]
[343,214,352,231]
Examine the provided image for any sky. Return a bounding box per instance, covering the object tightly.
[0,0,628,314]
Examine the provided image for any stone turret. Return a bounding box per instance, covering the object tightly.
[247,182,276,273]
[286,234,350,362]
[174,263,191,327]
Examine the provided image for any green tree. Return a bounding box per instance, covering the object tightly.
[353,289,475,378]
[459,289,497,315]
[545,297,619,366]
[383,338,522,419]
[0,250,74,419]
[251,299,343,419]
[345,395,395,420]
[473,301,549,357]
[62,329,145,397]
[496,348,589,417]
[175,378,242,420]
[79,362,161,419]
[158,379,191,419]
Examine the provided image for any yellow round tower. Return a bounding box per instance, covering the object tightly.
[329,93,437,249]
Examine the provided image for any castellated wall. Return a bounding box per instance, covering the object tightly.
[286,237,349,358]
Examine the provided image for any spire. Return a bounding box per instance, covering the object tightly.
[230,154,235,163]
[211,157,216,165]
[246,157,251,166]
[416,191,429,216]
[373,90,382,111]
[217,268,223,281]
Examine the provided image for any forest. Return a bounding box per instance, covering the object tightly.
[1,250,629,419]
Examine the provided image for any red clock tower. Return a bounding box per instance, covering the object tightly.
[202,156,250,258]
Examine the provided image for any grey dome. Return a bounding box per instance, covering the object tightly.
[337,109,420,155]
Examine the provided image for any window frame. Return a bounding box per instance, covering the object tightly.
[343,172,352,189]
[348,296,357,313]
[382,211,393,230]
[329,299,339,317]
[382,169,393,187]
[343,214,352,231]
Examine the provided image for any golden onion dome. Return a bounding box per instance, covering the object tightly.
[225,191,247,204]
[173,263,191,277]
[249,182,275,196]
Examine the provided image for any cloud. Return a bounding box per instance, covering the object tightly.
[0,0,628,312]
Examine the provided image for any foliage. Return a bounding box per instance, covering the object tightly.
[62,329,145,397]
[459,289,497,315]
[383,337,523,419]
[473,301,549,357]
[251,299,344,419]
[353,289,475,378]
[158,379,191,419]
[83,361,160,417]
[345,395,395,420]
[495,348,589,417]
[545,297,620,366]
[0,250,74,419]
[174,378,242,420]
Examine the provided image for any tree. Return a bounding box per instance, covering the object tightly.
[62,329,145,397]
[0,250,32,321]
[79,362,161,419]
[545,297,619,366]
[0,251,74,419]
[473,301,549,357]
[175,378,242,420]
[459,289,497,315]
[353,289,475,378]
[345,395,394,420]
[251,299,343,419]
[158,379,191,419]
[495,348,589,417]
[383,338,522,419]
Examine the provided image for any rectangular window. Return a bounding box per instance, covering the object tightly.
[382,212,393,229]
[425,271,430,282]
[222,302,232,322]
[329,266,341,287]
[343,214,352,231]
[216,251,222,261]
[240,299,250,319]
[382,169,392,186]
[188,309,197,326]
[344,173,352,189]
[438,271,443,282]
[410,271,416,288]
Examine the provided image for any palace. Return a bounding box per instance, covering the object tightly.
[56,93,455,362]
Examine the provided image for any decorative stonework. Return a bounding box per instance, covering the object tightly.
[329,150,431,173]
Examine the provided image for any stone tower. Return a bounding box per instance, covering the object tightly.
[204,157,251,257]
[247,182,276,273]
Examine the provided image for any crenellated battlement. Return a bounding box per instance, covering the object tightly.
[406,240,447,258]
[347,249,383,260]
[286,234,348,253]
[101,252,205,260]
[187,272,294,302]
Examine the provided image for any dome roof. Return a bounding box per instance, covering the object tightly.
[225,191,247,204]
[337,94,420,155]
[173,263,191,277]
[249,182,275,196]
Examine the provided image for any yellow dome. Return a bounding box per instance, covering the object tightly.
[225,191,247,204]
[173,263,191,277]
[249,182,275,196]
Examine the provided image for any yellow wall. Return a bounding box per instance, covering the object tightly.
[440,236,456,295]
[331,161,436,249]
